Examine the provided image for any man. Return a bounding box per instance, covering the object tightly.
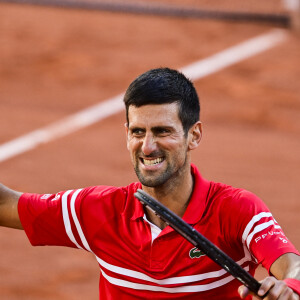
[0,68,299,299]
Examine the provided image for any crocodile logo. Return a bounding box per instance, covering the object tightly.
[189,247,206,259]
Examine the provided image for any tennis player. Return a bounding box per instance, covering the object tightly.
[0,68,299,299]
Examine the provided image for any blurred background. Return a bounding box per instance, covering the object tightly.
[0,0,299,299]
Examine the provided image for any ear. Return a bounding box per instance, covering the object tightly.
[188,121,202,150]
[124,123,129,150]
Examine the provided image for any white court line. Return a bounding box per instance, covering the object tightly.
[0,29,287,163]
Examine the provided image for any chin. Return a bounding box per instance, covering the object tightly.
[134,164,173,187]
[137,173,170,187]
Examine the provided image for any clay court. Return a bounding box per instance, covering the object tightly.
[0,1,299,299]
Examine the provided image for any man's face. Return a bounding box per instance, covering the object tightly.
[126,103,190,187]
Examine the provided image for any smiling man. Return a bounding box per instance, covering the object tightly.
[0,68,300,299]
[127,103,191,188]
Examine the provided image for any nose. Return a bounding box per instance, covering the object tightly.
[141,132,157,156]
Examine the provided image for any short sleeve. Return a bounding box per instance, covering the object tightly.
[18,189,84,249]
[235,190,299,272]
[18,185,126,253]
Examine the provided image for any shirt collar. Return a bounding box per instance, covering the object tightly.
[182,164,211,225]
[130,182,144,221]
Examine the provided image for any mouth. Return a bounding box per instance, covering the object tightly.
[140,157,164,166]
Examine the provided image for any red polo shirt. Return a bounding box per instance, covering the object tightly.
[18,164,299,299]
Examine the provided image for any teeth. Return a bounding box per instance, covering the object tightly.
[143,157,163,166]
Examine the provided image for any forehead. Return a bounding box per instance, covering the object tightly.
[127,103,181,127]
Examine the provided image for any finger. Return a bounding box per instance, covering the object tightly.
[239,285,254,299]
[270,281,293,299]
[257,277,276,298]
[258,278,297,300]
[279,287,298,300]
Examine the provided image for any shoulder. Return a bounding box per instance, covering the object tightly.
[208,182,268,212]
[75,182,141,213]
[199,182,273,246]
[206,182,270,231]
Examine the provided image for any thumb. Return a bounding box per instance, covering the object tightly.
[238,285,250,299]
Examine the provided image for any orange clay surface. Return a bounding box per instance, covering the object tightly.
[0,3,299,299]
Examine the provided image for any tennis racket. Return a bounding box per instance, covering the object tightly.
[134,188,263,296]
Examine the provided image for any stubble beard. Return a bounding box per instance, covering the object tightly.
[134,164,172,187]
[133,153,188,188]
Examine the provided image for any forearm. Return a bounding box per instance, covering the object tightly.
[273,253,300,297]
[271,253,300,280]
[0,183,23,229]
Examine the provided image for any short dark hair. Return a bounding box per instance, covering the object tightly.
[123,68,200,134]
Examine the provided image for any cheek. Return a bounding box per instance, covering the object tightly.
[171,141,189,159]
[164,137,187,151]
[127,139,140,155]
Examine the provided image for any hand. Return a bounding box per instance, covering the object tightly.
[238,276,299,300]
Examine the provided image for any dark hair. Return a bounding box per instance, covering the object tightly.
[123,68,200,134]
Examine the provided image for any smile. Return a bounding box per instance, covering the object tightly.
[141,157,164,166]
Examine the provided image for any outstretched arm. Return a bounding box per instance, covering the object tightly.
[239,253,300,299]
[0,183,23,229]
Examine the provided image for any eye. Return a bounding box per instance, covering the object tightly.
[131,128,145,137]
[155,128,171,136]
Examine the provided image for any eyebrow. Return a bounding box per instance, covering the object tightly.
[152,126,174,132]
[129,125,174,131]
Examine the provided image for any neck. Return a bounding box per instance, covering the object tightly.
[142,164,194,229]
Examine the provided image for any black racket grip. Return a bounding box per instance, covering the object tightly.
[135,189,264,297]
